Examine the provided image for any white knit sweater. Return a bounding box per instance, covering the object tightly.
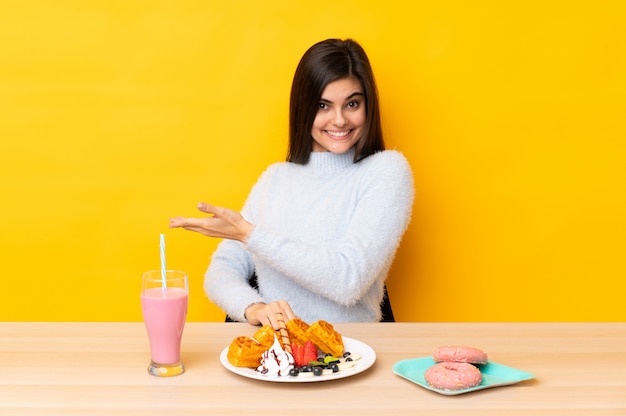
[205,148,414,323]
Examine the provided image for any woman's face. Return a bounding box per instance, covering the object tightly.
[311,76,366,154]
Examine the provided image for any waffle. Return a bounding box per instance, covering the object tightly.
[252,325,283,349]
[306,320,344,357]
[226,336,266,368]
[285,317,310,346]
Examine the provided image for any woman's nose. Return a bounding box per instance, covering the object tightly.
[332,109,348,127]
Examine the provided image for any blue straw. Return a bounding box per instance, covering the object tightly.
[160,234,167,291]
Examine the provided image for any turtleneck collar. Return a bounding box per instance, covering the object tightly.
[307,148,356,178]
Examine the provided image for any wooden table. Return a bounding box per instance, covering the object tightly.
[1,322,625,415]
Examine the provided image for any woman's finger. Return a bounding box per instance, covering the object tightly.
[197,202,218,215]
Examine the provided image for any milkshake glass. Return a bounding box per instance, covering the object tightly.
[141,270,188,376]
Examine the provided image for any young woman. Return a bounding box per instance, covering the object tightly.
[169,39,414,328]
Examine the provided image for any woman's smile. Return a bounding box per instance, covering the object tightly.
[326,129,352,138]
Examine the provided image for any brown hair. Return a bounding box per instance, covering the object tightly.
[287,39,385,164]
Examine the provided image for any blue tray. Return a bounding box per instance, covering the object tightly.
[393,356,535,395]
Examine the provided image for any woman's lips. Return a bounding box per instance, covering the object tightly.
[326,130,351,138]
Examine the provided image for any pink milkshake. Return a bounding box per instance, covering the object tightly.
[141,270,188,376]
[142,287,188,363]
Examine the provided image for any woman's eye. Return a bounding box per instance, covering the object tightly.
[347,100,360,109]
[318,102,328,110]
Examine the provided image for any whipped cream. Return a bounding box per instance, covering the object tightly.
[256,335,294,376]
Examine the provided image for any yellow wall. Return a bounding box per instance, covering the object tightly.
[1,1,624,322]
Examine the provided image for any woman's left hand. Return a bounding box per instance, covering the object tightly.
[245,300,297,329]
[169,202,254,243]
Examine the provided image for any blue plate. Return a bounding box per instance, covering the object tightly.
[392,356,535,395]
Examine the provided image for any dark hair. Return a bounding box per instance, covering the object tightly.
[287,38,385,164]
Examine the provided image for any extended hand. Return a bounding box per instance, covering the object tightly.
[169,202,254,243]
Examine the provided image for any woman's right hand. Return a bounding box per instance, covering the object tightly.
[169,202,254,243]
[245,300,297,329]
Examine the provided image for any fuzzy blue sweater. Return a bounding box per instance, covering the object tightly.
[205,148,414,323]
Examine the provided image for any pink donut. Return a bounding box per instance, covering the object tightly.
[424,362,482,390]
[432,345,488,364]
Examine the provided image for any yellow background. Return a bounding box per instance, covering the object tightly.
[1,1,624,322]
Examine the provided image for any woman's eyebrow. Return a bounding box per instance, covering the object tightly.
[319,92,365,103]
[346,92,364,100]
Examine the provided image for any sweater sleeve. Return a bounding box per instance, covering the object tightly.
[203,162,281,320]
[204,239,262,322]
[244,151,414,306]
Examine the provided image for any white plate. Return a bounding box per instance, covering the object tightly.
[220,336,376,383]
